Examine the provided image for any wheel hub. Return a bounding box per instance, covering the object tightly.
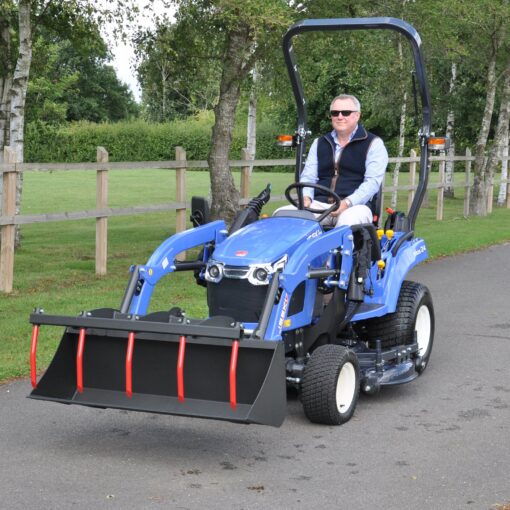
[415,304,431,356]
[335,362,356,413]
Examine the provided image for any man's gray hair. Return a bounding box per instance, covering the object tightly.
[330,94,361,111]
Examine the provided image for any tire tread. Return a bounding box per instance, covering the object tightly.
[301,345,359,425]
[363,281,431,349]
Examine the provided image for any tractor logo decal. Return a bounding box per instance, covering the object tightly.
[278,293,290,331]
[235,250,248,257]
[307,229,322,241]
[414,245,426,257]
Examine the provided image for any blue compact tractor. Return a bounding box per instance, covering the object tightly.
[29,18,445,427]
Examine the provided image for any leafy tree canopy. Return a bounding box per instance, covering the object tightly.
[26,28,139,124]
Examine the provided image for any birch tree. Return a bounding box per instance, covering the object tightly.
[469,35,504,215]
[489,58,510,205]
[1,0,31,246]
[391,37,407,209]
[467,0,509,215]
[246,67,257,175]
[444,62,457,198]
[0,0,144,246]
[0,1,16,163]
[496,120,509,205]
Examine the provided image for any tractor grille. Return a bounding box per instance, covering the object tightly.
[207,277,267,323]
[223,266,250,279]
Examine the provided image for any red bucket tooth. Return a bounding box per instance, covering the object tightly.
[30,325,40,389]
[177,336,186,402]
[125,332,136,397]
[230,340,240,409]
[76,328,86,393]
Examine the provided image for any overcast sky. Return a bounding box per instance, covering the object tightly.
[106,1,175,102]
[111,41,142,101]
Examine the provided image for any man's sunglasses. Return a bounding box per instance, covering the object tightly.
[330,110,358,117]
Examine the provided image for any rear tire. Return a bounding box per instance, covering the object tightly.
[301,345,360,425]
[362,280,434,372]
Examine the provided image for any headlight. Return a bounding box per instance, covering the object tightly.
[209,265,220,278]
[248,256,287,286]
[205,262,224,283]
[254,268,269,282]
[248,264,272,286]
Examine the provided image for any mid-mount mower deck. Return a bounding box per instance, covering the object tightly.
[28,18,444,427]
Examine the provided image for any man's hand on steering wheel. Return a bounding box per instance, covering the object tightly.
[285,182,341,222]
[329,199,351,217]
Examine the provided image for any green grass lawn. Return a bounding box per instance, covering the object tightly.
[1,168,509,382]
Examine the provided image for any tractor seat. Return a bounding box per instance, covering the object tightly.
[272,209,318,221]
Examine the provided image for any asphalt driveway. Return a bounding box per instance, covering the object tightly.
[1,243,509,509]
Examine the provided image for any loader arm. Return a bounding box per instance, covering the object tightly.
[128,220,227,315]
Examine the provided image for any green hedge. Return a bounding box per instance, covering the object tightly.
[25,117,292,164]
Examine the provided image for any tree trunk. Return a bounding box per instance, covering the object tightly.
[391,37,407,209]
[208,27,253,224]
[469,43,499,216]
[160,62,171,121]
[9,0,31,163]
[496,128,509,205]
[161,67,167,121]
[444,62,457,198]
[0,77,13,149]
[496,58,510,205]
[8,0,32,247]
[488,58,510,205]
[0,76,11,210]
[392,91,406,209]
[0,18,12,155]
[0,24,13,208]
[246,67,257,175]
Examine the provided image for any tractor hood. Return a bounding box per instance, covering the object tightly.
[213,217,322,266]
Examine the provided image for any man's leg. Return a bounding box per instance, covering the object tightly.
[273,204,298,215]
[336,205,373,226]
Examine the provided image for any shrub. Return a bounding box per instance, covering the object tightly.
[25,117,293,164]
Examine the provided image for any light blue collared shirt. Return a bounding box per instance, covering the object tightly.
[300,126,388,206]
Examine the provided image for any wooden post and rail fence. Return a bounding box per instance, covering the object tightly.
[1,146,509,293]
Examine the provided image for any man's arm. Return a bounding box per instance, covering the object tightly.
[346,137,388,206]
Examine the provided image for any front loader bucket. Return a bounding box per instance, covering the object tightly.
[28,310,286,427]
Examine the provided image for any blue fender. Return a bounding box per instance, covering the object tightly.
[352,236,428,321]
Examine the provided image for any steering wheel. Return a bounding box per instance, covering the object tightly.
[285,182,341,223]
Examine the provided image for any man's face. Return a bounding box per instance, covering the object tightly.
[330,98,360,138]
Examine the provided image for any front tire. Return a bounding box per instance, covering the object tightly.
[301,345,360,425]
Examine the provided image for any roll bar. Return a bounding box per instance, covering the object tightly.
[282,17,432,230]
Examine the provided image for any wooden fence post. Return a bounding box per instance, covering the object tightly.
[175,146,187,261]
[464,147,471,217]
[407,149,416,212]
[96,147,108,276]
[0,147,17,293]
[240,148,250,200]
[436,158,445,220]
